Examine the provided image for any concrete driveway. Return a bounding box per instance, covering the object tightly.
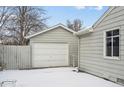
[0,67,121,87]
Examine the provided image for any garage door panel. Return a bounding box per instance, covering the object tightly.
[34,47,68,50]
[33,55,68,60]
[32,43,69,67]
[33,61,68,67]
[33,50,68,55]
[33,54,67,57]
[33,43,68,49]
[34,62,52,67]
[34,62,68,67]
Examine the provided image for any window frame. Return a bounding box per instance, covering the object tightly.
[103,28,120,60]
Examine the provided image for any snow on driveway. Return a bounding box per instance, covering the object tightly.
[0,67,122,87]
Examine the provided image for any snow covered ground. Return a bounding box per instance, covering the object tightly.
[0,67,122,87]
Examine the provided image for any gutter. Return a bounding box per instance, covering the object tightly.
[74,27,93,36]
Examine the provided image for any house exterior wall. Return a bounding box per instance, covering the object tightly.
[30,27,78,67]
[79,6,124,83]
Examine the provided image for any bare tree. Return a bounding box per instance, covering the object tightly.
[5,6,48,45]
[0,7,13,39]
[10,6,47,45]
[67,19,83,32]
[0,7,12,67]
[0,7,10,31]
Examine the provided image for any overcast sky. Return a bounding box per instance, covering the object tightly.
[43,6,108,27]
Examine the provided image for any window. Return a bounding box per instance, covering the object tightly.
[105,29,119,58]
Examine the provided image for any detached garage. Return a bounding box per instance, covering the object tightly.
[26,24,78,68]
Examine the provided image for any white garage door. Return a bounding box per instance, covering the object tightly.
[32,43,69,68]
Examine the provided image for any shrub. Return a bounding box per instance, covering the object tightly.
[0,63,6,70]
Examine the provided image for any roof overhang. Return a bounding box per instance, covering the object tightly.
[75,6,115,36]
[25,23,76,39]
[75,27,93,36]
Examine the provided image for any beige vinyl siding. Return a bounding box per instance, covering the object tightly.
[30,27,78,67]
[79,6,124,82]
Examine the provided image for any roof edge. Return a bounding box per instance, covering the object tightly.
[75,27,93,36]
[92,6,115,29]
[25,23,76,39]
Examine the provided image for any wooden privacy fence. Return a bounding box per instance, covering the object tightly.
[0,45,31,70]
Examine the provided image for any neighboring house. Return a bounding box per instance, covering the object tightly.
[25,24,78,68]
[77,6,124,84]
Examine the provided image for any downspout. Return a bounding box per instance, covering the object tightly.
[78,36,80,70]
[73,32,80,71]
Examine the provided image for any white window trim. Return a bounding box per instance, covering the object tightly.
[103,28,120,60]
